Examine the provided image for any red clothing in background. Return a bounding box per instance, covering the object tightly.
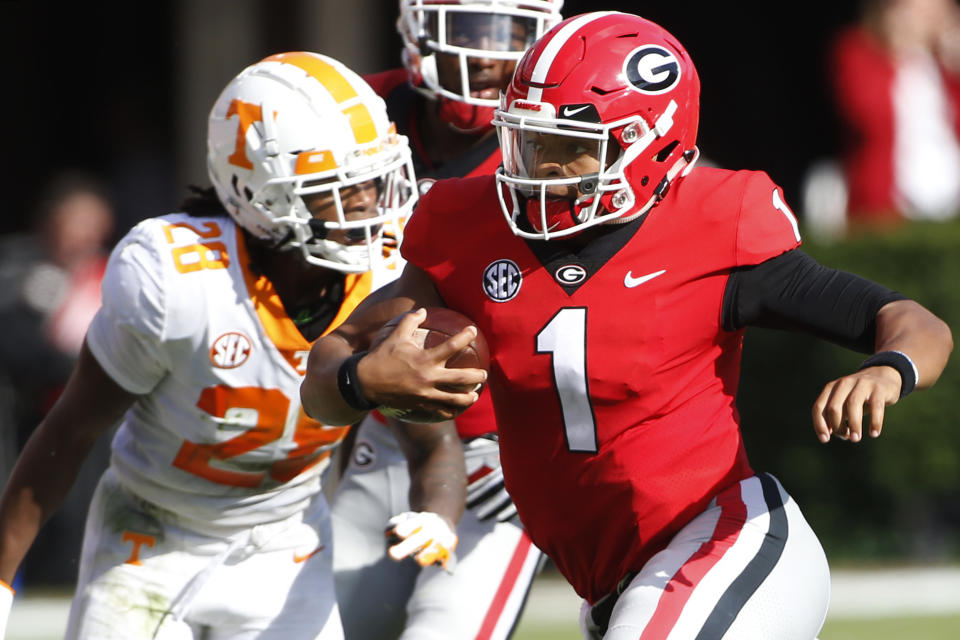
[830,26,960,222]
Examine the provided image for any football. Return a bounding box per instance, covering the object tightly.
[373,307,489,423]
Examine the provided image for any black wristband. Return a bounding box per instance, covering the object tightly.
[337,351,378,411]
[859,350,918,399]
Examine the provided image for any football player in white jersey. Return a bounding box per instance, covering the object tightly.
[0,51,467,640]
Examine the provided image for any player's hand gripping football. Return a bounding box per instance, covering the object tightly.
[386,511,458,572]
[358,308,486,422]
[811,365,903,443]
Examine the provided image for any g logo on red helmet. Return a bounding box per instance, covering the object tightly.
[624,45,681,95]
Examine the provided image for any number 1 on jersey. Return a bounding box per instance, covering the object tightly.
[537,308,598,453]
[772,187,801,242]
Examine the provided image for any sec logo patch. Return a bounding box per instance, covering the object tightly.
[210,332,252,368]
[483,259,522,302]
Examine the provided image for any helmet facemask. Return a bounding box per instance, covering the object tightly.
[495,98,694,240]
[398,0,564,130]
[262,140,416,273]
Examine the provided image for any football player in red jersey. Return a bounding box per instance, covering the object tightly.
[330,2,565,638]
[303,12,954,640]
[364,0,564,180]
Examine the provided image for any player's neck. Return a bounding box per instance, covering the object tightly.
[246,236,342,308]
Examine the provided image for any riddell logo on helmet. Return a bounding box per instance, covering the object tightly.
[624,45,681,95]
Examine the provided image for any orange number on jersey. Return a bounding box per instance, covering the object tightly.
[172,385,348,487]
[163,221,222,244]
[171,242,229,273]
[173,386,288,487]
[270,410,349,484]
[164,221,229,273]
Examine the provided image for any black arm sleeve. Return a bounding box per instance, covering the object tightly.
[722,249,907,353]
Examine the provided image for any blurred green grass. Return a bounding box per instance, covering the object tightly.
[512,614,960,639]
[8,584,959,639]
[819,614,960,639]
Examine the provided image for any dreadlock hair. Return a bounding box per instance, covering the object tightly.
[180,185,229,218]
[179,184,274,276]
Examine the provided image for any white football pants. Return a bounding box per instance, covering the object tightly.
[331,415,542,640]
[580,473,830,640]
[66,469,343,639]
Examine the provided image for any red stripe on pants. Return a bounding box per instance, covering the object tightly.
[475,531,535,640]
[638,483,748,639]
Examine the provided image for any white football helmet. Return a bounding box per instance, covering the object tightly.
[207,52,418,272]
[398,0,564,109]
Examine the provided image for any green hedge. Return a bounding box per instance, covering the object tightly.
[738,219,960,563]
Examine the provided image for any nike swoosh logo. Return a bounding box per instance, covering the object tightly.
[624,269,666,288]
[562,105,590,117]
[293,545,325,563]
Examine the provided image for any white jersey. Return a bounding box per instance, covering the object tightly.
[86,213,399,528]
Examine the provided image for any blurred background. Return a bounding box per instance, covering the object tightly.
[0,0,862,241]
[1,0,958,638]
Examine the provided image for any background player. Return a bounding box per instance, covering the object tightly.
[329,2,564,638]
[0,52,467,639]
[301,12,953,640]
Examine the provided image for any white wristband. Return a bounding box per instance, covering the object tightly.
[0,580,13,640]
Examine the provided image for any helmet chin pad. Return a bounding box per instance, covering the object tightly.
[524,196,585,235]
[437,98,496,133]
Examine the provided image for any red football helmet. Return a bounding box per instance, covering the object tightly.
[493,11,701,239]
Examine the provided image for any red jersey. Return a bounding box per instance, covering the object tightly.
[401,167,802,602]
[366,68,501,439]
[364,69,502,180]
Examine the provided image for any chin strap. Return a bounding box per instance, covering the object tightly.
[605,100,681,219]
[616,101,679,175]
[307,218,330,240]
[612,146,700,226]
[437,98,496,133]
